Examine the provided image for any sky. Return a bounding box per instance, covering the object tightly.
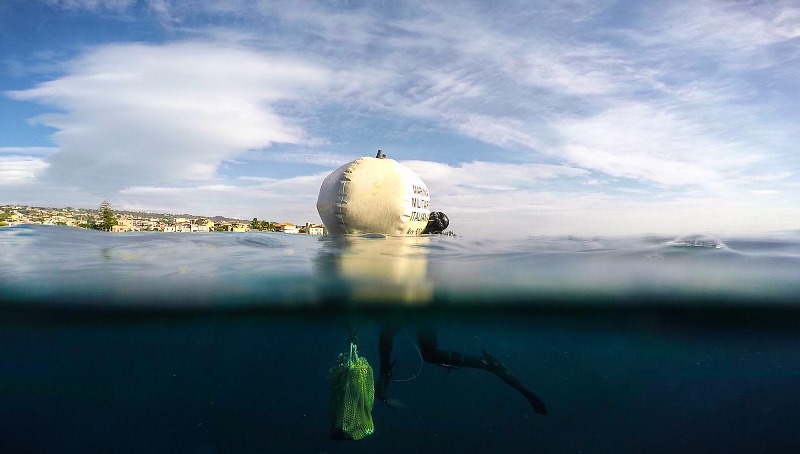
[1,0,799,238]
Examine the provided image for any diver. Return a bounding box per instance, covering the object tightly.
[422,211,449,234]
[375,211,547,413]
[375,323,548,415]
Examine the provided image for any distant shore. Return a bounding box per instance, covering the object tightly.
[0,204,324,234]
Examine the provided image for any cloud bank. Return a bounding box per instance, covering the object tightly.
[8,41,331,191]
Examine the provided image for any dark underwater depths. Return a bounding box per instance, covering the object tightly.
[2,310,799,453]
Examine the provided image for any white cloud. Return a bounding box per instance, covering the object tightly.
[0,147,59,156]
[8,41,332,191]
[744,172,793,183]
[447,115,544,151]
[430,189,800,239]
[43,0,135,12]
[397,158,800,238]
[0,147,56,184]
[146,0,176,25]
[405,160,587,193]
[119,171,328,222]
[552,103,766,188]
[634,1,800,70]
[253,150,356,167]
[0,157,49,183]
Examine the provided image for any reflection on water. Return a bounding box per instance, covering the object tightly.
[315,235,433,305]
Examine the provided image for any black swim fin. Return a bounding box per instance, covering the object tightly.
[481,349,548,415]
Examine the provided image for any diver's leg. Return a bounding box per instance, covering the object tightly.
[376,324,400,403]
[479,350,548,414]
[416,325,487,368]
[416,325,548,415]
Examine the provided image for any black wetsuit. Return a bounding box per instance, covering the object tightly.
[376,210,546,414]
[376,323,548,415]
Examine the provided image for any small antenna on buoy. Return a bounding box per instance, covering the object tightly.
[376,150,386,159]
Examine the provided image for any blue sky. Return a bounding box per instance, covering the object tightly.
[1,0,799,238]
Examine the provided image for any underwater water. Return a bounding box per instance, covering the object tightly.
[2,225,800,452]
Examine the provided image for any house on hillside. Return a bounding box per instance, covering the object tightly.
[193,218,214,233]
[44,215,75,226]
[176,221,194,233]
[300,223,325,235]
[274,223,299,234]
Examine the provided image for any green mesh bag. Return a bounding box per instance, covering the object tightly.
[329,342,375,440]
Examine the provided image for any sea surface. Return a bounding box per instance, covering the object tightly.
[2,225,800,452]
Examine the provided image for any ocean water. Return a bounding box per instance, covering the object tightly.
[2,225,800,452]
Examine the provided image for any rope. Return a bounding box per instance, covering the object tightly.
[391,328,424,382]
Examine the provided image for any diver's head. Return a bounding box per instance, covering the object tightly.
[423,211,449,234]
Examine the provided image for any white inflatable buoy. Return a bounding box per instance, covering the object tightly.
[317,152,431,235]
